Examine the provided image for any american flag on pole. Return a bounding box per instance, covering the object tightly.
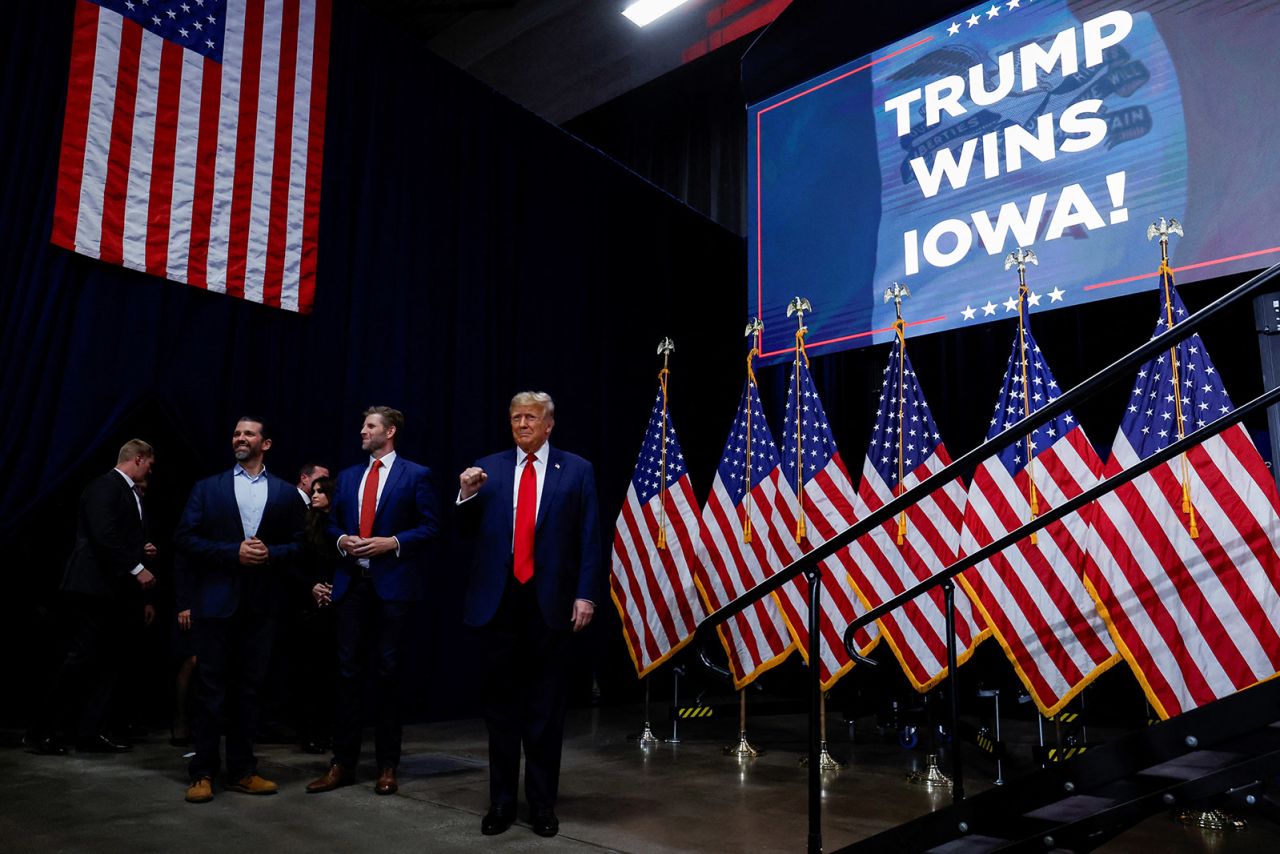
[770,356,878,691]
[694,379,797,688]
[52,0,331,312]
[848,337,988,693]
[611,388,707,678]
[1084,276,1280,718]
[959,313,1119,717]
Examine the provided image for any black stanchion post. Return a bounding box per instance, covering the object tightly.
[808,568,823,854]
[943,579,965,802]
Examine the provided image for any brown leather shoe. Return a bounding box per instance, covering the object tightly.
[375,767,398,795]
[185,777,213,804]
[228,773,278,795]
[306,763,355,793]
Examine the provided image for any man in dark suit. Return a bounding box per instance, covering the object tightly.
[176,417,305,804]
[306,406,439,797]
[27,440,158,755]
[457,391,602,838]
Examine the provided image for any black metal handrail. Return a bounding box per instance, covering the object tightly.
[691,260,1280,854]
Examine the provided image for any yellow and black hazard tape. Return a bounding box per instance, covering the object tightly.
[1055,712,1080,724]
[676,706,715,719]
[1047,745,1089,762]
[976,732,996,754]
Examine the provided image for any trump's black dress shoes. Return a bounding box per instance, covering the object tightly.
[481,803,516,835]
[531,808,559,838]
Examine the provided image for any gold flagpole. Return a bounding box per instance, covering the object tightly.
[742,318,764,544]
[655,337,675,550]
[1148,217,1199,538]
[787,297,812,542]
[884,283,911,544]
[1005,247,1041,546]
[725,689,763,758]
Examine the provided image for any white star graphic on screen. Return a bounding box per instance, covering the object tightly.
[986,4,1000,18]
[1007,0,1022,8]
[962,305,977,320]
[1028,291,1042,307]
[982,301,997,316]
[1048,286,1065,302]
[1003,295,1019,312]
[967,13,981,27]
[948,21,961,36]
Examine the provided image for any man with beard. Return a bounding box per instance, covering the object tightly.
[306,406,439,797]
[176,417,305,804]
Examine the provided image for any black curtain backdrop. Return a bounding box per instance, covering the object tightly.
[2,1,1272,733]
[0,1,745,724]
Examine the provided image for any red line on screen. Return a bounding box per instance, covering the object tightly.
[755,110,763,351]
[757,37,933,115]
[758,316,946,359]
[754,36,933,351]
[1082,247,1280,291]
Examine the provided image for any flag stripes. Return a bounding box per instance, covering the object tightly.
[52,0,330,312]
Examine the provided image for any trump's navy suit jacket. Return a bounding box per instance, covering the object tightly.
[324,456,439,603]
[458,447,603,630]
[175,469,306,619]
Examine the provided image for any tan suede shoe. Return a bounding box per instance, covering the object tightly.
[228,773,279,795]
[185,777,213,804]
[306,763,355,793]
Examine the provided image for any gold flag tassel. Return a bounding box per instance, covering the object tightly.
[743,319,764,544]
[655,338,675,550]
[788,297,812,544]
[1006,249,1040,545]
[885,283,912,545]
[1150,217,1198,538]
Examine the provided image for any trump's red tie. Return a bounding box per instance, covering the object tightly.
[359,459,382,539]
[513,454,537,583]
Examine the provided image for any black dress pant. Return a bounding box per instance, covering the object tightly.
[42,593,127,742]
[332,574,409,770]
[189,607,275,781]
[481,575,570,811]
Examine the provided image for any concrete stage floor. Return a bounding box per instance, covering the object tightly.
[2,705,1277,852]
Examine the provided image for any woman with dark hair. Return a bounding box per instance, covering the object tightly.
[297,475,337,753]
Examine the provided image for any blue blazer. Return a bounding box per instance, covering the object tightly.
[175,469,306,619]
[459,447,602,629]
[324,455,439,603]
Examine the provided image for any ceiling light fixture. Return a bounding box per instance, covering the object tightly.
[622,0,693,27]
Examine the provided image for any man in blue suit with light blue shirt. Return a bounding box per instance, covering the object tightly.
[176,417,305,804]
[306,406,439,798]
[457,391,602,839]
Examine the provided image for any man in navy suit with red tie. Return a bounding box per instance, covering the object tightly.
[457,391,602,838]
[307,406,439,797]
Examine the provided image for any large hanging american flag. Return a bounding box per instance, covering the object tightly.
[959,312,1119,717]
[771,354,878,691]
[1084,275,1280,718]
[848,337,988,693]
[611,387,707,678]
[52,0,331,312]
[694,379,797,688]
